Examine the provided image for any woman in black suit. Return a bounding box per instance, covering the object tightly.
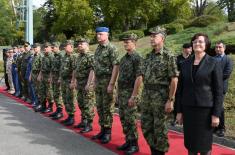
[176,33,223,155]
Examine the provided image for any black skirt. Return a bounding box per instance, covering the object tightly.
[182,106,213,152]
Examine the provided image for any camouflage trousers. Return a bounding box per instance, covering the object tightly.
[61,79,76,115]
[52,75,63,109]
[77,83,95,124]
[140,89,169,152]
[31,72,41,102]
[21,72,28,98]
[118,88,138,142]
[95,78,115,128]
[40,74,54,103]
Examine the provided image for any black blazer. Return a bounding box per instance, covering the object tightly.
[220,55,233,94]
[177,54,223,117]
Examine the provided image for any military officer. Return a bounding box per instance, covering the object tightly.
[59,40,76,126]
[71,38,95,133]
[140,26,179,155]
[91,27,119,144]
[49,42,64,120]
[117,33,143,155]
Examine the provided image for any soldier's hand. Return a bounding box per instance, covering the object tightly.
[69,82,75,89]
[85,84,90,91]
[37,75,41,82]
[211,115,220,128]
[57,79,61,83]
[128,97,135,107]
[165,100,174,113]
[176,113,183,125]
[107,84,114,94]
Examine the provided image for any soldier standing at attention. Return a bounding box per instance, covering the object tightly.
[30,43,43,110]
[16,45,25,98]
[37,42,54,113]
[71,38,95,133]
[49,42,64,120]
[140,26,179,155]
[117,33,143,155]
[91,27,119,144]
[59,40,76,126]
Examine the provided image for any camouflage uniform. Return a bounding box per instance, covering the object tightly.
[118,51,142,143]
[141,47,179,152]
[74,52,95,125]
[51,49,63,109]
[60,52,76,116]
[40,52,54,104]
[94,42,119,129]
[31,52,42,104]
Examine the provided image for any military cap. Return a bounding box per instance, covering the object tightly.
[44,42,52,47]
[77,37,90,44]
[95,27,109,33]
[64,40,74,46]
[149,26,166,38]
[24,42,30,47]
[122,33,138,41]
[32,43,41,48]
[52,42,61,47]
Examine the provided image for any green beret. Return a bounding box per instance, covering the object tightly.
[24,42,30,47]
[149,26,166,37]
[32,43,41,48]
[122,33,138,41]
[52,42,61,47]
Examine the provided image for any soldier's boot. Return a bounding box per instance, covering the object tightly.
[125,140,139,155]
[200,151,211,155]
[63,114,74,126]
[91,127,105,140]
[74,119,85,128]
[100,128,111,144]
[33,104,42,112]
[42,102,53,113]
[117,141,130,150]
[52,108,63,120]
[150,147,165,155]
[39,100,47,112]
[80,120,92,133]
[49,108,59,117]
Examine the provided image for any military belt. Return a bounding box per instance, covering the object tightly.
[144,84,167,90]
[96,74,112,79]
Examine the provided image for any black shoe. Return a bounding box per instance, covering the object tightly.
[62,115,74,126]
[117,141,130,150]
[216,129,225,137]
[100,128,111,144]
[125,146,139,155]
[91,128,105,140]
[80,124,92,133]
[74,121,85,129]
[150,148,165,155]
[52,112,63,120]
[49,110,58,117]
[34,104,42,112]
[41,107,53,113]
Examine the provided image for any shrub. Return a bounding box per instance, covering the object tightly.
[172,19,190,27]
[0,60,4,73]
[118,30,145,41]
[163,23,184,34]
[189,15,219,27]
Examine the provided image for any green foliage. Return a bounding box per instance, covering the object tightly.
[189,15,220,27]
[0,60,3,73]
[172,19,190,27]
[54,33,67,42]
[162,23,184,34]
[117,30,145,41]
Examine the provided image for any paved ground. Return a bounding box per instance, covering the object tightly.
[0,93,116,155]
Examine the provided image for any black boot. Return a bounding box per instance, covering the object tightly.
[34,104,42,112]
[200,150,211,155]
[52,108,63,120]
[117,141,130,150]
[63,115,74,126]
[80,120,92,133]
[74,119,85,128]
[91,127,105,140]
[150,147,165,155]
[101,128,111,144]
[41,102,53,113]
[49,108,59,117]
[125,140,139,155]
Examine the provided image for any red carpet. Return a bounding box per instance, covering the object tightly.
[0,87,235,155]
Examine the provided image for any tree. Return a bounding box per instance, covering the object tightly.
[191,0,209,16]
[217,0,235,21]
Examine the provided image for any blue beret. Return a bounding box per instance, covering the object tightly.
[95,27,109,33]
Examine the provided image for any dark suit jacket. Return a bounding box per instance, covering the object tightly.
[220,55,233,94]
[177,54,223,117]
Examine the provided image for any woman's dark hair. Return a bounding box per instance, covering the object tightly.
[191,33,211,53]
